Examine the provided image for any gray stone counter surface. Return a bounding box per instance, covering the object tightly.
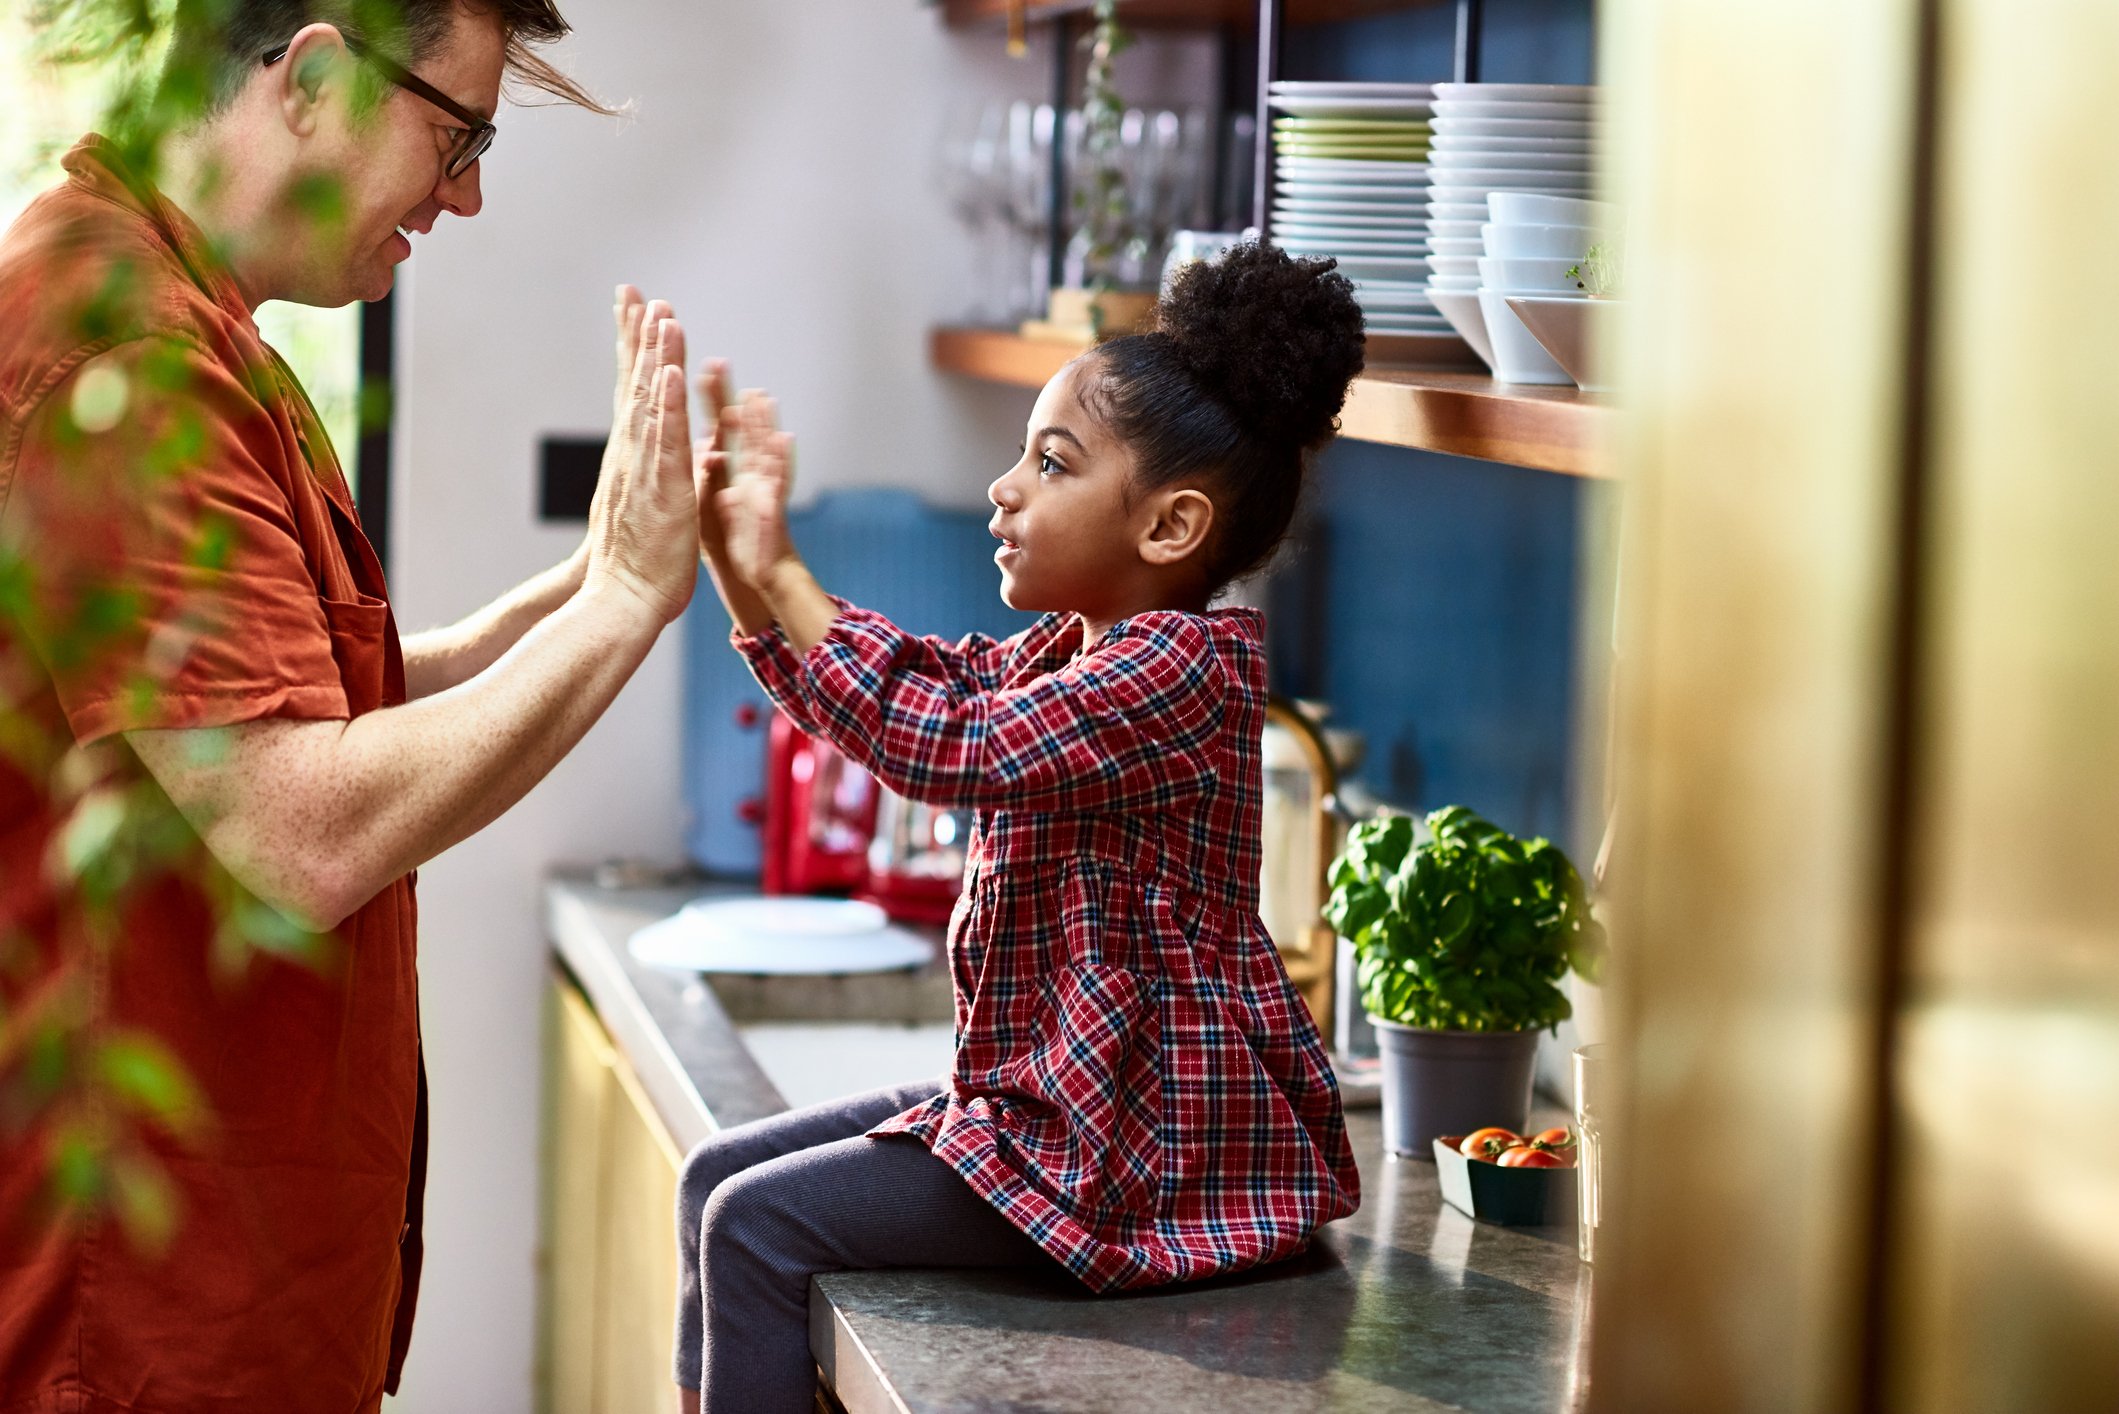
[545,872,1591,1413]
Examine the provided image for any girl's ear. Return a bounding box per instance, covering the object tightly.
[1140,486,1215,569]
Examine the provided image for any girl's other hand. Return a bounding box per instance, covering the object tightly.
[717,392,800,591]
[692,356,733,561]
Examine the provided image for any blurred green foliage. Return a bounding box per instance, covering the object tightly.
[2,0,360,1254]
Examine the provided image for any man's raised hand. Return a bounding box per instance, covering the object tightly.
[583,301,699,625]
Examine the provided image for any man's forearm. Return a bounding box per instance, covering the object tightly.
[132,580,664,931]
[401,554,585,698]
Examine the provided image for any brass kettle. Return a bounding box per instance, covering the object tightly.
[1260,696,1345,1039]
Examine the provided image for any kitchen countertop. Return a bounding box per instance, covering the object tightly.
[545,870,1591,1413]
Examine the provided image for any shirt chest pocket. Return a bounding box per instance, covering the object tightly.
[317,495,404,717]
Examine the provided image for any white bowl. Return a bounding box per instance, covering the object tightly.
[1477,256,1588,293]
[1506,295,1619,392]
[1427,273,1482,290]
[1477,288,1572,384]
[1428,219,1484,240]
[1488,192,1620,227]
[1429,254,1482,279]
[1427,201,1489,221]
[1480,221,1604,261]
[1431,235,1486,257]
[1426,287,1498,370]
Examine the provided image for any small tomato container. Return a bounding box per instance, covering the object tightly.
[1433,1136,1581,1227]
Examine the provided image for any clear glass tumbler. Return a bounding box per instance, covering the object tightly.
[1574,1042,1614,1263]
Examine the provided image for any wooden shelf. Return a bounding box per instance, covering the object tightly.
[939,0,1444,29]
[929,326,1613,478]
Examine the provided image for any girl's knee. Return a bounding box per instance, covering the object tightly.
[700,1162,795,1262]
[677,1133,755,1231]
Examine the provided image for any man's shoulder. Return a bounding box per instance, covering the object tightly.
[0,174,234,431]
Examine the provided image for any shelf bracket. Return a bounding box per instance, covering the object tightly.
[1252,0,1285,233]
[1454,0,1484,84]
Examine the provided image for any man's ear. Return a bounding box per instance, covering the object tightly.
[276,24,354,138]
[1140,486,1216,569]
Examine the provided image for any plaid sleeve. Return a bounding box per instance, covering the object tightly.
[791,606,1225,811]
[731,617,826,735]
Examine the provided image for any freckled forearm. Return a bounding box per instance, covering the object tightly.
[330,584,660,894]
[399,554,586,699]
[155,582,664,928]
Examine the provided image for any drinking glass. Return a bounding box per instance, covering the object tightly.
[1574,1042,1614,1263]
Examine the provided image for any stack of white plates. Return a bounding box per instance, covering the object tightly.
[1266,81,1450,338]
[1422,83,1603,379]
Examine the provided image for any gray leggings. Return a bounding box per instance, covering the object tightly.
[673,1079,1054,1413]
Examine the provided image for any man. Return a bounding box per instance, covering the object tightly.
[0,2,708,1407]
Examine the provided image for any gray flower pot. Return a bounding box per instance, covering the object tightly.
[1372,1019,1542,1157]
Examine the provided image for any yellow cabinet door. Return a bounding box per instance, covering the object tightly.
[540,976,684,1414]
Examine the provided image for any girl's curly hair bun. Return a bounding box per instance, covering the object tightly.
[1157,239,1367,451]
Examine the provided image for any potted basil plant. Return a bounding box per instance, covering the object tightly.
[1325,806,1605,1156]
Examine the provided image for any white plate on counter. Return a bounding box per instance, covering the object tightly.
[629,896,934,976]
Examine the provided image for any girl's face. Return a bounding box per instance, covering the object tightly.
[986,358,1155,618]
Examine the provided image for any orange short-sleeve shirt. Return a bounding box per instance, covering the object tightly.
[0,137,426,1413]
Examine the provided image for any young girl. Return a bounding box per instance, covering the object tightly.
[674,241,1368,1414]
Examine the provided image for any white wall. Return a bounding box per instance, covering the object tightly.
[384,4,1210,1408]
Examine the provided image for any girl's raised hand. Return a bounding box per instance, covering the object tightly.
[716,391,800,591]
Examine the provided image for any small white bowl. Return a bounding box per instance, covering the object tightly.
[1481,221,1604,261]
[1429,254,1482,279]
[1425,287,1497,370]
[1488,192,1619,228]
[1505,295,1619,392]
[1477,288,1572,384]
[1477,256,1588,293]
[1431,236,1486,257]
[1427,273,1482,291]
[1428,219,1485,240]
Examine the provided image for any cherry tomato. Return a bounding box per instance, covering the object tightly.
[1530,1127,1575,1149]
[1460,1127,1521,1161]
[1498,1145,1570,1168]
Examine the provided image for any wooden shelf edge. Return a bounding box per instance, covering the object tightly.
[930,327,1614,477]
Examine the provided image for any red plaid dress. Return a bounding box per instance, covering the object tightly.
[735,603,1360,1291]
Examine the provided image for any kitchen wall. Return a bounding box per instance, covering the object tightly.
[381,3,1210,1408]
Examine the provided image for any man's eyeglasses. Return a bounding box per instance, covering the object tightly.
[263,35,496,179]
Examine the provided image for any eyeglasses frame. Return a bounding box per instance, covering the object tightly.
[262,33,496,179]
